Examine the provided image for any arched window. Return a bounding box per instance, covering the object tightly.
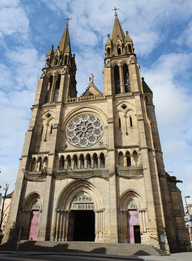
[45,76,53,103]
[73,155,78,169]
[133,151,138,167]
[80,155,84,169]
[126,152,131,167]
[123,64,131,93]
[107,47,110,56]
[128,44,132,53]
[31,158,36,172]
[64,55,68,65]
[119,118,121,129]
[36,157,42,172]
[43,157,48,169]
[118,152,124,166]
[54,75,60,102]
[67,155,71,169]
[87,154,91,169]
[130,116,133,127]
[59,156,64,170]
[114,65,120,94]
[50,125,53,134]
[100,153,105,168]
[93,154,98,168]
[118,48,121,54]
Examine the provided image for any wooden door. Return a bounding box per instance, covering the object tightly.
[127,210,140,243]
[28,211,40,240]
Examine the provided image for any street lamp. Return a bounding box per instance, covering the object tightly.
[185,196,190,214]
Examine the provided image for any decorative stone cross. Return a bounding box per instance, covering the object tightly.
[89,73,94,84]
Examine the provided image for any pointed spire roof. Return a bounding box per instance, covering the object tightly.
[105,34,111,45]
[111,14,125,43]
[125,31,132,42]
[57,23,71,54]
[46,45,54,57]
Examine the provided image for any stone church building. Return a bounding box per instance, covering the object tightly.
[4,14,190,252]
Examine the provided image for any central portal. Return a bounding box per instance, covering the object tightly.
[73,210,95,241]
[67,192,95,241]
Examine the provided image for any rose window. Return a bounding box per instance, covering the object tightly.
[66,114,104,147]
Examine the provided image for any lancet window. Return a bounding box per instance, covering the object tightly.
[93,154,98,168]
[123,64,131,93]
[67,155,71,169]
[36,157,42,172]
[80,154,84,169]
[31,158,36,172]
[73,155,78,169]
[59,156,65,170]
[87,154,91,169]
[114,65,120,94]
[133,151,138,166]
[100,153,105,168]
[45,76,53,103]
[118,152,124,166]
[54,75,60,102]
[126,152,131,167]
[128,44,132,53]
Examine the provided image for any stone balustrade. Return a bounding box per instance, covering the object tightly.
[67,94,105,102]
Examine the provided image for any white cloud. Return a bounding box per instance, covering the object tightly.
[0,0,19,8]
[0,7,29,37]
[174,21,192,48]
[6,48,45,91]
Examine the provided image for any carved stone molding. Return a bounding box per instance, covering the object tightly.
[23,168,47,182]
[53,169,109,180]
[70,192,94,210]
[116,166,143,179]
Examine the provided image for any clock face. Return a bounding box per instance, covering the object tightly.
[66,113,104,148]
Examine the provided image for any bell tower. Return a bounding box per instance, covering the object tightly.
[103,13,137,96]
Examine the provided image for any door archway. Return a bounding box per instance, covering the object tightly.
[68,192,95,241]
[54,180,105,242]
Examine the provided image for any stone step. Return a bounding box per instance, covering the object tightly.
[0,240,169,256]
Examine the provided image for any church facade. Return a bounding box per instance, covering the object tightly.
[4,15,190,252]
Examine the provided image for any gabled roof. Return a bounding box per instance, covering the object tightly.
[142,77,152,94]
[81,83,102,97]
[111,14,125,44]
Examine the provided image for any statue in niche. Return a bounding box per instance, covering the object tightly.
[43,161,47,169]
[36,162,41,172]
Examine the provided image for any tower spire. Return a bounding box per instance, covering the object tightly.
[111,13,125,43]
[57,22,71,55]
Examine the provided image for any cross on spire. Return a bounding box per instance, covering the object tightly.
[65,17,72,25]
[112,7,119,16]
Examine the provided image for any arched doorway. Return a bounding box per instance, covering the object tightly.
[127,200,141,243]
[67,192,95,241]
[28,199,41,240]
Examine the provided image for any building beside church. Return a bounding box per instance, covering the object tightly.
[4,14,190,252]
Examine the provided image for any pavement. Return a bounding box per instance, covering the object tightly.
[0,251,192,261]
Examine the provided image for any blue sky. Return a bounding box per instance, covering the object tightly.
[0,0,192,205]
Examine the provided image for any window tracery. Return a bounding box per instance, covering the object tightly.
[66,114,104,148]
